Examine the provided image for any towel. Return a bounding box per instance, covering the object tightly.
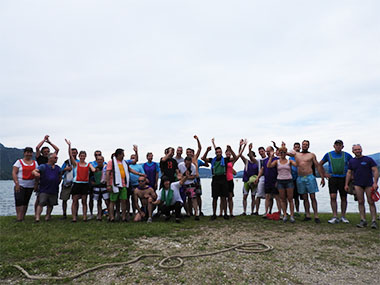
[112,157,130,193]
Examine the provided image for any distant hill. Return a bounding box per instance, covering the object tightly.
[0,144,26,180]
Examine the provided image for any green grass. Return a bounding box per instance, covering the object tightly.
[0,213,379,284]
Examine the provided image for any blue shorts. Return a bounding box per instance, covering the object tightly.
[296,174,319,195]
[277,179,294,190]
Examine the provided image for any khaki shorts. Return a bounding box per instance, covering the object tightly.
[60,185,72,201]
[39,193,58,207]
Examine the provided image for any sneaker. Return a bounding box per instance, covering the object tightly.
[200,212,204,217]
[356,220,367,228]
[147,217,152,223]
[59,215,67,220]
[290,216,295,223]
[195,216,200,221]
[283,216,288,223]
[88,214,94,220]
[314,218,321,224]
[303,216,312,221]
[210,215,217,221]
[175,218,181,223]
[250,212,255,216]
[253,212,259,216]
[328,217,339,224]
[371,221,378,229]
[340,217,350,224]
[241,212,247,216]
[224,214,229,220]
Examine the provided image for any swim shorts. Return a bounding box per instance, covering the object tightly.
[93,186,110,200]
[328,177,347,197]
[110,187,127,202]
[296,174,319,195]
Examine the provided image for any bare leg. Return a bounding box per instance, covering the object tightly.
[330,193,338,217]
[82,195,88,220]
[364,187,377,221]
[243,194,248,214]
[309,193,318,219]
[264,194,271,214]
[254,197,261,214]
[45,206,53,221]
[192,198,199,216]
[219,199,223,216]
[341,195,347,217]
[221,197,227,215]
[250,194,254,214]
[16,206,24,221]
[212,198,218,216]
[279,189,287,217]
[89,193,94,216]
[62,200,67,216]
[197,196,202,214]
[97,200,102,220]
[121,200,127,221]
[273,194,281,214]
[303,194,310,218]
[35,205,43,221]
[286,188,294,217]
[72,196,79,221]
[109,201,115,221]
[228,193,233,216]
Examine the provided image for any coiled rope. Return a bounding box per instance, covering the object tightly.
[13,242,273,280]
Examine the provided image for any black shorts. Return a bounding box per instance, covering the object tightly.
[328,177,347,198]
[264,185,279,195]
[71,183,90,196]
[227,180,234,196]
[14,186,33,207]
[211,176,228,198]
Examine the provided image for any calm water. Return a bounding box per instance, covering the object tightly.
[0,179,370,217]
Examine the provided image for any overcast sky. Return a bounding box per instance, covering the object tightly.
[1,1,379,168]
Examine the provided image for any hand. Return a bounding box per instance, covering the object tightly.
[194,135,198,140]
[324,173,331,179]
[254,178,259,185]
[33,171,40,178]
[281,141,286,148]
[240,139,244,146]
[226,145,231,150]
[244,139,248,145]
[65,139,71,145]
[133,145,138,152]
[320,178,325,187]
[269,150,275,157]
[140,211,146,218]
[344,185,349,192]
[14,184,20,192]
[206,146,212,152]
[373,182,378,191]
[107,185,112,193]
[249,143,253,150]
[211,138,215,143]
[44,135,50,142]
[66,166,73,172]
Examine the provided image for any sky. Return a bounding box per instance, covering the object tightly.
[1,0,379,169]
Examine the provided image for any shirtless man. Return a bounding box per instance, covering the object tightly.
[290,140,325,223]
[133,177,157,223]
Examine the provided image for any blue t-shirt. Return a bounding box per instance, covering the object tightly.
[348,156,377,187]
[129,164,146,186]
[321,151,353,177]
[39,164,61,194]
[263,157,278,187]
[289,157,298,179]
[61,159,79,180]
[198,159,206,167]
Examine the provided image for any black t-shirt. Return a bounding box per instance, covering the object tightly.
[160,158,178,181]
[37,156,48,165]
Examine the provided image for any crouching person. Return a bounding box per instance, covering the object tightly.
[133,177,157,223]
[153,176,184,223]
[32,153,61,222]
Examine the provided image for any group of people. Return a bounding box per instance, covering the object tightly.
[12,135,379,229]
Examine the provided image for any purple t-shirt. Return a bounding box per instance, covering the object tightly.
[263,157,278,188]
[348,156,377,187]
[243,161,259,182]
[39,164,61,194]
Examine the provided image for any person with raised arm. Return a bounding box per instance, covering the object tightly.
[159,147,180,188]
[288,140,325,223]
[240,142,260,216]
[32,153,61,222]
[65,139,96,222]
[345,144,378,229]
[267,145,297,223]
[12,147,38,222]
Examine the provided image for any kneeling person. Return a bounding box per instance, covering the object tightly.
[153,176,184,223]
[133,177,157,223]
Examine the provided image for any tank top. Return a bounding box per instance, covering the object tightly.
[143,162,158,188]
[74,162,90,183]
[243,160,259,182]
[19,159,36,180]
[226,161,234,181]
[277,160,292,180]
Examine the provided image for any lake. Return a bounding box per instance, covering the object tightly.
[0,179,370,217]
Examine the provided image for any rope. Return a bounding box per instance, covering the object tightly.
[12,242,273,280]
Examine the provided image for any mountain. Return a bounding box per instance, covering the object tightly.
[0,144,26,180]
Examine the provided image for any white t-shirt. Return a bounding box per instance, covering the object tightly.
[178,162,196,185]
[13,159,39,188]
[157,181,183,205]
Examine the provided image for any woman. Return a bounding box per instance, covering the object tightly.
[267,146,297,223]
[12,147,38,221]
[65,139,95,222]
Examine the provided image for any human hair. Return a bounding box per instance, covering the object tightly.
[48,153,56,159]
[267,146,274,151]
[186,148,194,154]
[115,148,124,157]
[215,147,222,152]
[146,152,153,158]
[94,150,101,156]
[41,146,49,152]
[184,156,192,162]
[352,144,362,149]
[278,147,287,153]
[302,140,310,145]
[258,147,265,151]
[24,147,33,153]
[71,148,78,153]
[79,151,86,156]
[293,142,300,147]
[161,176,170,183]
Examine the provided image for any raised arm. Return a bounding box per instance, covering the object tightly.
[266,152,277,168]
[211,138,216,150]
[201,146,212,163]
[46,136,59,154]
[239,140,248,164]
[194,135,202,159]
[35,135,48,158]
[133,145,138,163]
[247,143,258,164]
[65,139,77,167]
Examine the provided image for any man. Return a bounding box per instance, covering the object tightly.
[202,145,231,220]
[106,148,145,222]
[143,152,160,191]
[160,147,180,188]
[345,144,378,229]
[32,153,61,222]
[289,142,301,216]
[90,155,109,221]
[90,150,102,167]
[255,146,281,217]
[319,140,353,224]
[128,152,146,215]
[254,147,268,215]
[174,146,184,164]
[88,150,102,219]
[59,148,78,219]
[178,156,200,220]
[35,135,59,214]
[153,176,184,223]
[290,140,325,223]
[133,177,157,223]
